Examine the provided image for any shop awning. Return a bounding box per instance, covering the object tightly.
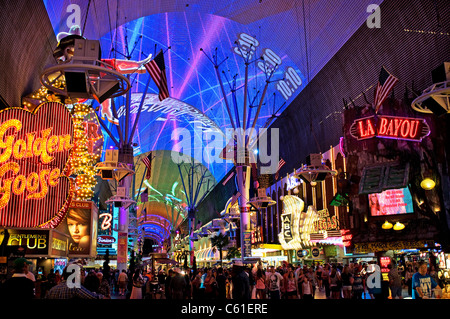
[194,247,221,262]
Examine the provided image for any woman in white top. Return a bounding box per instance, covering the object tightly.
[301,275,313,300]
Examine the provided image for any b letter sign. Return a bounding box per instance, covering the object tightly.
[350,115,430,142]
[0,102,74,228]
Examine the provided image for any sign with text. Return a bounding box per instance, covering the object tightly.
[0,102,74,228]
[56,201,98,257]
[369,187,414,216]
[243,231,252,258]
[5,229,49,255]
[350,115,430,142]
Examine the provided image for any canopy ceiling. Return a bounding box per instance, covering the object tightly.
[42,0,383,236]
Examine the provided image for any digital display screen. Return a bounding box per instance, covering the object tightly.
[368,187,414,216]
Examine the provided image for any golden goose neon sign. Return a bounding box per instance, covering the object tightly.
[0,102,74,228]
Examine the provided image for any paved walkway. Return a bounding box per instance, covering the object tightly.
[110,286,412,300]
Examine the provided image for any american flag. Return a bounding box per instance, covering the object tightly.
[274,158,286,180]
[374,66,398,113]
[144,50,170,101]
[141,153,153,180]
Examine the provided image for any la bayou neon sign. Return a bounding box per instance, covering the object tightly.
[0,102,74,228]
[350,115,430,142]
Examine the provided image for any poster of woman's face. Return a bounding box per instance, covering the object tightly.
[63,207,92,255]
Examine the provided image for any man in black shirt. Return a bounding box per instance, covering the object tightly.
[0,258,35,299]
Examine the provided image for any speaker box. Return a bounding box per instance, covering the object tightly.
[314,172,328,182]
[431,62,450,84]
[65,71,89,95]
[422,97,447,116]
[92,80,120,104]
[101,169,114,179]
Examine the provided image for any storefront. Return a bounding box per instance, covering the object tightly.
[0,227,70,284]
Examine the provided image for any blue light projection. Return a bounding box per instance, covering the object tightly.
[97,13,304,182]
[43,1,383,184]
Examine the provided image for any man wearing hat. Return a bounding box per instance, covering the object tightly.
[170,267,186,299]
[0,258,35,299]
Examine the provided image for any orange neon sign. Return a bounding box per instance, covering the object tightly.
[0,102,74,228]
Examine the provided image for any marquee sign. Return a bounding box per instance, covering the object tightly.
[350,115,430,142]
[0,102,74,228]
[278,195,303,250]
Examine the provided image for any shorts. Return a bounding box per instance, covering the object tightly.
[342,285,352,291]
[390,286,402,298]
[286,290,297,297]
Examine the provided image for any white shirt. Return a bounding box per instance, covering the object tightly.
[302,281,312,295]
[267,272,283,291]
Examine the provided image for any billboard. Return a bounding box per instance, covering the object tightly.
[57,201,98,257]
[368,187,414,216]
[0,102,74,228]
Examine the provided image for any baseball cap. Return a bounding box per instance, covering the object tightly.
[14,257,32,268]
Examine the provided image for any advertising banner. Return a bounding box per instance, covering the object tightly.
[57,200,98,257]
[117,232,128,264]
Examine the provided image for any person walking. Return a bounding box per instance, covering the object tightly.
[46,265,103,299]
[341,265,353,299]
[97,272,111,299]
[203,268,217,299]
[329,267,341,299]
[169,268,186,300]
[412,261,440,299]
[285,269,298,299]
[388,262,403,299]
[301,275,314,299]
[117,269,128,296]
[266,266,283,299]
[0,258,35,299]
[130,269,144,299]
[322,264,331,298]
[216,267,227,300]
[352,264,365,299]
[231,262,251,300]
[255,267,266,299]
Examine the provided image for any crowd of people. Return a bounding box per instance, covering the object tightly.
[0,257,444,300]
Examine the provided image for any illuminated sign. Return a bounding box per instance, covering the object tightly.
[117,232,128,263]
[50,231,68,256]
[6,229,49,255]
[313,209,339,232]
[341,229,353,248]
[278,195,303,250]
[99,212,113,230]
[380,256,391,273]
[0,102,74,228]
[98,235,115,245]
[57,201,98,257]
[251,226,263,244]
[286,176,301,191]
[281,213,293,242]
[350,115,430,142]
[369,187,414,216]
